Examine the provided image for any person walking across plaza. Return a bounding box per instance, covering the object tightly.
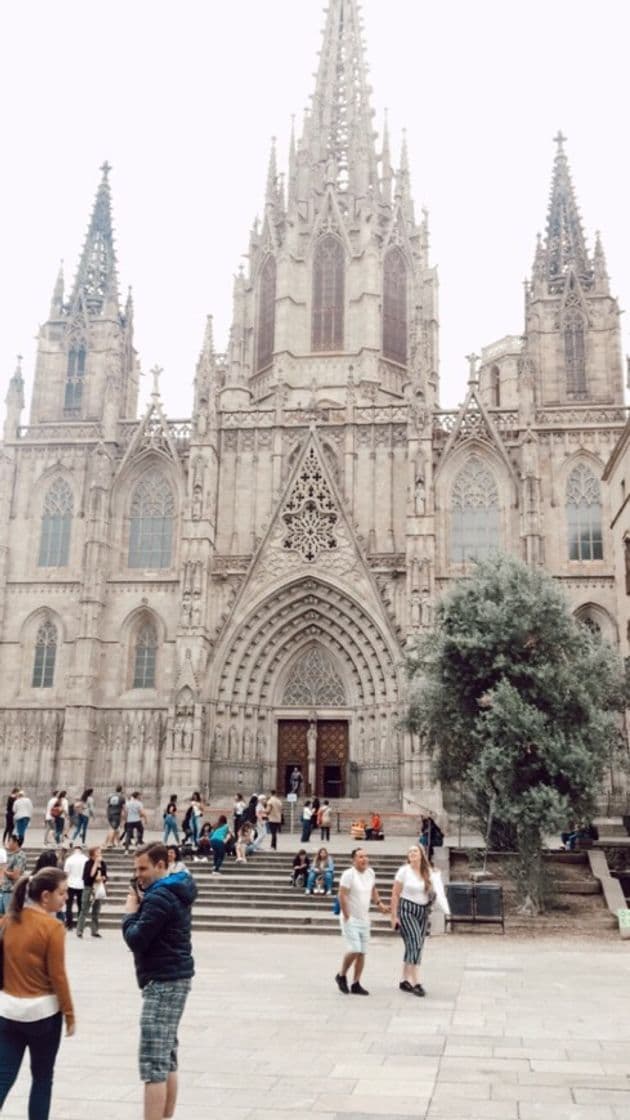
[390,844,450,997]
[266,790,283,850]
[76,845,107,938]
[122,842,197,1120]
[2,788,19,845]
[0,835,27,916]
[12,790,33,844]
[104,784,125,848]
[335,847,388,996]
[72,788,95,844]
[0,866,75,1120]
[123,792,146,852]
[63,841,87,930]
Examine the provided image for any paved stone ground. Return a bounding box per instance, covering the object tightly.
[2,929,630,1119]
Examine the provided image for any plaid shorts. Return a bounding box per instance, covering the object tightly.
[139,978,191,1083]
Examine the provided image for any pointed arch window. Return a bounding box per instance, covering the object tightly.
[32,620,57,688]
[451,456,500,563]
[283,646,346,706]
[39,479,73,567]
[132,621,158,689]
[64,343,87,414]
[383,248,408,365]
[256,255,276,373]
[567,463,602,560]
[312,235,344,352]
[128,471,175,569]
[564,308,587,397]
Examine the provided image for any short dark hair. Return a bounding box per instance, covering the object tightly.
[9,834,23,848]
[351,847,366,861]
[135,842,168,867]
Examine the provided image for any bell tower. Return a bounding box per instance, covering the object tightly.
[525,133,623,407]
[29,163,139,427]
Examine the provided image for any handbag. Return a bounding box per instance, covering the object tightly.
[94,881,107,901]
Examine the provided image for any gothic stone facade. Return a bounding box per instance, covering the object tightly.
[1,4,626,807]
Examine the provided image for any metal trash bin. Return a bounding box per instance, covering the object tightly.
[446,881,474,918]
[475,883,503,919]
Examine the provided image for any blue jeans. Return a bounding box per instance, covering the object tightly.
[163,816,179,843]
[0,1011,62,1120]
[15,817,29,842]
[190,814,201,845]
[72,814,89,843]
[306,867,333,893]
[210,838,225,871]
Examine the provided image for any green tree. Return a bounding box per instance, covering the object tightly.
[407,554,626,912]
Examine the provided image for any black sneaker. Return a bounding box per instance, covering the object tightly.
[399,980,413,992]
[413,983,426,997]
[335,972,349,994]
[350,981,369,995]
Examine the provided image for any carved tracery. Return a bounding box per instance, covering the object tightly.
[282,447,338,562]
[283,645,346,706]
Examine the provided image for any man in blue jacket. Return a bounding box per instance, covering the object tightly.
[122,842,197,1120]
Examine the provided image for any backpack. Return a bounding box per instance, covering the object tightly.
[50,804,62,818]
[108,793,121,809]
[432,824,444,847]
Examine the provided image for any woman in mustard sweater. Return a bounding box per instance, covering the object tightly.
[0,867,75,1120]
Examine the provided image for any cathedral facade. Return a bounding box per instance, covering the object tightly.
[1,1,626,807]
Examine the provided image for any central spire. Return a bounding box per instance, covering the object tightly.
[543,132,592,290]
[70,162,119,316]
[308,0,378,204]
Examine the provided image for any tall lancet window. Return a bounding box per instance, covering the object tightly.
[566,463,602,560]
[451,456,500,564]
[39,479,73,567]
[564,308,587,397]
[64,343,87,414]
[32,620,58,689]
[312,236,344,352]
[132,620,158,689]
[382,248,408,365]
[128,471,175,569]
[256,256,276,372]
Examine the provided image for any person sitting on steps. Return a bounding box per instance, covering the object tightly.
[306,848,334,895]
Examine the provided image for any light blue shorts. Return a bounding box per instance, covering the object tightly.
[341,916,370,954]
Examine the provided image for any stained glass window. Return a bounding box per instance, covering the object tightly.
[567,463,602,560]
[133,622,157,689]
[256,256,276,372]
[128,471,175,569]
[312,236,344,352]
[383,248,407,365]
[564,309,586,397]
[32,620,57,688]
[64,344,86,414]
[451,456,500,563]
[39,479,73,567]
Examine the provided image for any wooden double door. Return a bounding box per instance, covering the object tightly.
[277,719,348,798]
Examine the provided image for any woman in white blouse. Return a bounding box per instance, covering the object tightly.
[390,844,450,997]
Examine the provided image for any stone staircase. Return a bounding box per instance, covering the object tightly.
[94,846,618,937]
[97,849,403,936]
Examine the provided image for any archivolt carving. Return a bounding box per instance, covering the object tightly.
[212,578,400,710]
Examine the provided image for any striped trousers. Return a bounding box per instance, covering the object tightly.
[398,897,430,965]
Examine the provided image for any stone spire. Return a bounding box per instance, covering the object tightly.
[380,109,393,206]
[4,356,25,441]
[69,162,120,316]
[541,133,592,290]
[593,229,610,295]
[49,261,64,319]
[307,0,379,206]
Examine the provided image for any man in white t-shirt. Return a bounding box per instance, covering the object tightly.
[335,848,388,996]
[12,790,33,843]
[64,841,88,929]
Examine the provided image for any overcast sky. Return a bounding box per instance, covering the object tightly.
[2,0,629,420]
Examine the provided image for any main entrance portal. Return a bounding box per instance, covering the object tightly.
[277,719,349,798]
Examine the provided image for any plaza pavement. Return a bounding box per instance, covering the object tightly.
[3,927,630,1120]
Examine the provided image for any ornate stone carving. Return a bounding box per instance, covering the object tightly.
[282,447,338,562]
[283,645,346,706]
